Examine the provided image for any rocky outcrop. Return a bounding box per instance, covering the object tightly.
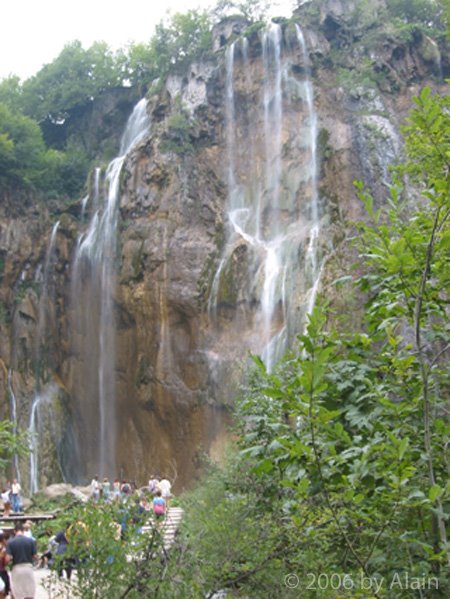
[41,87,140,158]
[0,10,447,493]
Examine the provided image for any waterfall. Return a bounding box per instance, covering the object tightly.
[28,384,58,494]
[28,221,60,493]
[7,369,21,483]
[295,24,323,319]
[262,23,283,237]
[35,220,60,372]
[209,23,323,373]
[71,98,150,480]
[80,195,89,222]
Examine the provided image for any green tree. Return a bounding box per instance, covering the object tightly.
[0,420,29,470]
[39,142,89,198]
[21,40,125,124]
[0,75,24,112]
[150,9,213,76]
[213,0,276,22]
[0,101,88,196]
[124,42,158,90]
[386,0,448,32]
[0,102,47,188]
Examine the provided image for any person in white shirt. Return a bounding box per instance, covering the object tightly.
[10,480,21,513]
[1,490,11,517]
[148,476,159,495]
[90,476,100,503]
[23,521,34,539]
[159,478,172,508]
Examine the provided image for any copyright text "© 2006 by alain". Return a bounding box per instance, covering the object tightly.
[284,571,440,593]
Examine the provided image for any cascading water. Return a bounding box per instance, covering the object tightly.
[28,384,58,494]
[70,99,150,480]
[295,24,323,318]
[35,221,60,371]
[28,221,60,493]
[209,23,324,373]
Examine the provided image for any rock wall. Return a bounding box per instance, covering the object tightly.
[0,9,447,492]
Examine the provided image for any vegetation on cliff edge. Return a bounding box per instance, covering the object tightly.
[0,0,447,201]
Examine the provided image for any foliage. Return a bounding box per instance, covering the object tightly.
[0,101,88,196]
[386,0,448,33]
[123,42,158,90]
[41,141,90,198]
[111,8,214,91]
[0,75,23,111]
[151,10,213,77]
[0,7,214,197]
[31,491,78,515]
[213,0,275,22]
[335,64,378,92]
[160,106,196,156]
[0,102,48,189]
[20,41,125,124]
[174,452,304,598]
[0,420,29,471]
[37,499,166,598]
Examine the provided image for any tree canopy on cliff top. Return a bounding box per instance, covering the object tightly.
[0,0,447,199]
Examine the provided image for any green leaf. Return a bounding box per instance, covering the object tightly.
[428,484,443,502]
[398,437,409,460]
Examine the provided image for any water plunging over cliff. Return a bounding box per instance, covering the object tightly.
[70,99,150,480]
[35,221,60,375]
[29,220,60,493]
[209,24,323,373]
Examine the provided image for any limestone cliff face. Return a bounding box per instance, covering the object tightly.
[0,8,447,492]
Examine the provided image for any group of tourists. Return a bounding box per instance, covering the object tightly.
[0,474,174,598]
[89,474,172,516]
[1,480,22,517]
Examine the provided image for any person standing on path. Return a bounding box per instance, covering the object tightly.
[5,522,37,599]
[11,479,22,513]
[90,476,100,504]
[102,478,111,503]
[54,524,75,581]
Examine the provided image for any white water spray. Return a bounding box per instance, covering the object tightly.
[71,99,150,479]
[210,24,324,372]
[28,221,60,492]
[28,384,58,494]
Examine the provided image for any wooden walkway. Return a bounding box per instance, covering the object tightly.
[0,512,56,535]
[142,505,184,550]
[0,512,55,522]
[163,506,184,548]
